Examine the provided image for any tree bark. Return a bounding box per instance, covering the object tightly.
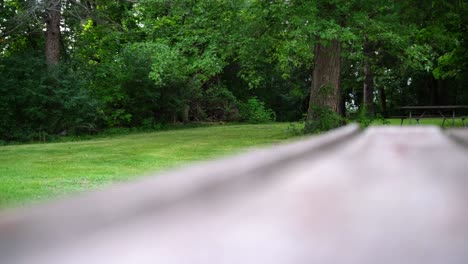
[305,39,342,132]
[362,38,375,117]
[363,62,374,114]
[182,104,190,123]
[379,86,388,117]
[45,0,61,66]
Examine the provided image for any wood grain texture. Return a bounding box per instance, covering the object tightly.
[1,125,468,264]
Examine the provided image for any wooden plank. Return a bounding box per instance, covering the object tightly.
[0,124,360,263]
[447,129,468,146]
[1,125,468,264]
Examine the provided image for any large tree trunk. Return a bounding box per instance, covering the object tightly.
[363,38,375,117]
[45,0,61,66]
[305,39,342,132]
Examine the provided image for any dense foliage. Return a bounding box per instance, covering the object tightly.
[1,0,467,140]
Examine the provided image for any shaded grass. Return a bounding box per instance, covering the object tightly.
[0,123,300,208]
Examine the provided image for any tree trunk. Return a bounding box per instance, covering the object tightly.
[305,39,342,132]
[363,39,375,117]
[45,0,61,66]
[379,86,388,117]
[182,104,190,123]
[363,62,374,115]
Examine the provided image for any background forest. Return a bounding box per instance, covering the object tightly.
[1,0,467,142]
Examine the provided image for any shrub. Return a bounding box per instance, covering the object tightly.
[304,105,343,133]
[200,85,240,121]
[239,97,276,123]
[355,108,390,128]
[356,108,373,128]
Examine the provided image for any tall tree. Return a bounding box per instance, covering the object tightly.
[304,0,353,132]
[45,0,61,65]
[305,40,342,131]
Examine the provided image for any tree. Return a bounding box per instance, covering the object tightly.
[45,0,61,65]
[305,40,342,132]
[133,0,245,123]
[303,0,355,132]
[1,0,468,141]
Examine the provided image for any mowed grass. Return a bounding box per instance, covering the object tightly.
[376,118,466,127]
[1,118,463,208]
[0,123,298,208]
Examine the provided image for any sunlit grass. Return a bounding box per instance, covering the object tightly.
[0,123,299,208]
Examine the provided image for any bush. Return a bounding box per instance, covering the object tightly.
[239,97,276,123]
[355,108,390,128]
[304,105,343,133]
[199,85,240,121]
[356,108,373,128]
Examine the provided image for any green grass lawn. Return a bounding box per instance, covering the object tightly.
[1,119,463,209]
[374,117,466,127]
[0,123,299,208]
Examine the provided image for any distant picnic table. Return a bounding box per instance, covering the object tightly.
[398,105,468,127]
